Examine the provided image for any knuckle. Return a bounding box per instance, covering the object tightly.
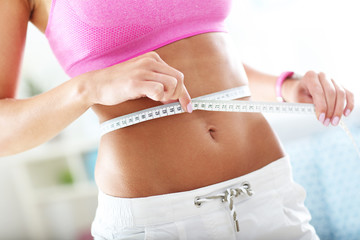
[318,71,326,79]
[316,101,327,113]
[305,70,317,79]
[177,75,184,85]
[347,97,355,109]
[134,69,148,80]
[337,88,346,98]
[327,87,336,99]
[127,78,140,92]
[145,52,161,62]
[147,51,159,58]
[168,77,178,89]
[177,71,184,80]
[151,84,164,99]
[139,57,156,67]
[142,51,153,57]
[347,90,354,100]
[312,84,323,94]
[145,71,157,80]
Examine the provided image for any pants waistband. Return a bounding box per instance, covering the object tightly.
[96,155,292,227]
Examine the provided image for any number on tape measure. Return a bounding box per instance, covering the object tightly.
[100,100,315,135]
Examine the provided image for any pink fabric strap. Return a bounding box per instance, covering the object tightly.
[276,71,294,102]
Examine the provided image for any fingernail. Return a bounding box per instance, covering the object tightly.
[324,118,330,127]
[332,116,339,126]
[345,109,351,117]
[319,113,325,123]
[187,102,193,113]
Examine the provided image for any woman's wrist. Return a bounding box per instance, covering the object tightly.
[276,72,303,102]
[72,73,95,109]
[276,71,294,102]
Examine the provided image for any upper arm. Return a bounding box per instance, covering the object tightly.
[0,0,32,99]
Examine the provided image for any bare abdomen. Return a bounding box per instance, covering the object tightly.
[92,33,285,198]
[94,109,284,197]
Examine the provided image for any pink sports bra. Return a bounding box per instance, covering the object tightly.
[45,0,232,77]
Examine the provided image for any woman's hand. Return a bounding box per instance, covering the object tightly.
[84,51,193,112]
[281,71,354,126]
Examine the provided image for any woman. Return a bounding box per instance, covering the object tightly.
[0,0,354,239]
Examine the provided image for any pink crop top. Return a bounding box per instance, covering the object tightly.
[45,0,232,77]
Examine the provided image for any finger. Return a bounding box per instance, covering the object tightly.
[139,53,185,96]
[295,81,313,103]
[130,51,159,63]
[145,72,177,100]
[318,72,336,126]
[147,51,169,65]
[170,73,185,100]
[148,61,187,102]
[178,85,192,113]
[138,52,192,111]
[155,64,185,101]
[142,51,173,69]
[135,81,165,102]
[343,88,354,117]
[303,72,327,123]
[154,63,192,112]
[160,85,192,113]
[330,79,346,126]
[150,60,184,84]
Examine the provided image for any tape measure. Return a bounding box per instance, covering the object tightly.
[99,86,359,158]
[100,86,315,134]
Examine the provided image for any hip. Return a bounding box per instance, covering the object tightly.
[91,155,319,240]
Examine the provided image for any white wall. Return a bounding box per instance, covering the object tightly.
[227,0,360,142]
[0,0,359,239]
[229,0,360,87]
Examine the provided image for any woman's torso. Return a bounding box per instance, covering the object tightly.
[31,0,285,198]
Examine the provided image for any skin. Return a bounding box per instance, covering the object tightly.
[0,0,355,198]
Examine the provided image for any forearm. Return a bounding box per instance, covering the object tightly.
[243,64,279,102]
[0,75,91,156]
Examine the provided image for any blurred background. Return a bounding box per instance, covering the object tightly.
[0,0,359,239]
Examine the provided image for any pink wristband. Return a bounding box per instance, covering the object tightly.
[276,71,294,102]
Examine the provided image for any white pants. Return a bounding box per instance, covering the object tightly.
[91,156,319,240]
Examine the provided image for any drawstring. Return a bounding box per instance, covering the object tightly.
[194,182,254,232]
